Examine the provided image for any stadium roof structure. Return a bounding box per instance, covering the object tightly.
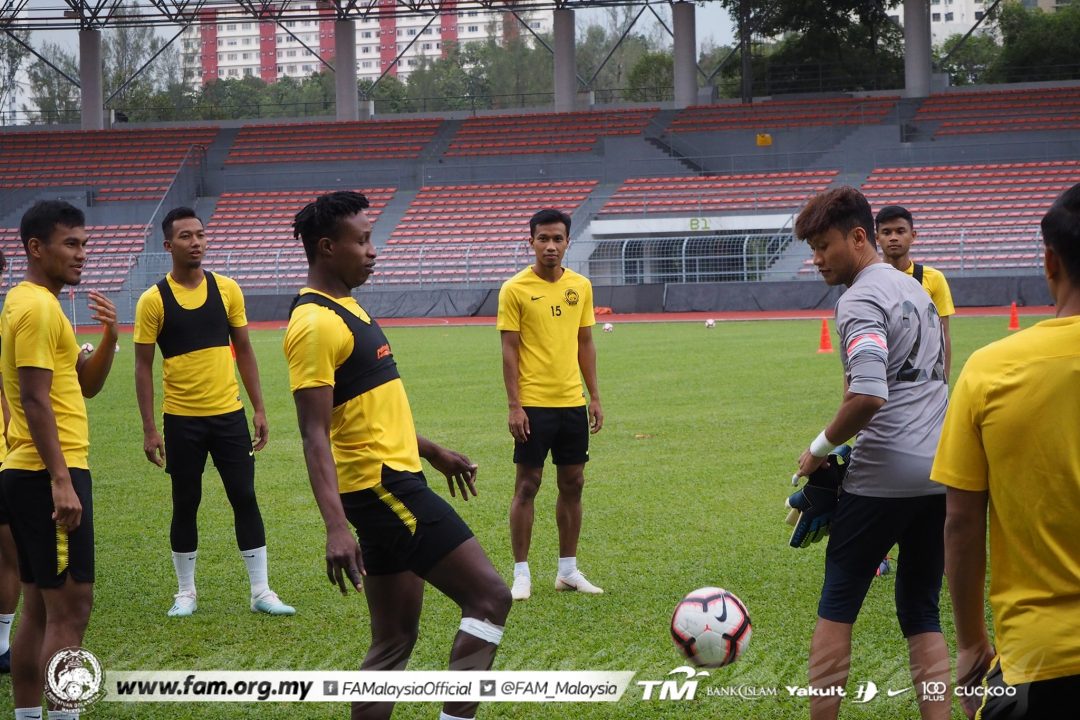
[3,0,698,30]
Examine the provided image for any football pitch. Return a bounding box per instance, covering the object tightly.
[2,315,1027,719]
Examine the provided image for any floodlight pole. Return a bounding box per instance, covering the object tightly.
[80,29,104,129]
[671,1,695,108]
[903,0,932,98]
[553,8,575,112]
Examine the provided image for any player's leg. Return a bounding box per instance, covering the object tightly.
[163,413,210,617]
[811,493,898,720]
[10,582,43,711]
[208,410,292,615]
[0,521,21,672]
[425,538,513,720]
[509,407,552,601]
[39,578,93,700]
[552,406,601,594]
[352,571,425,720]
[895,494,949,720]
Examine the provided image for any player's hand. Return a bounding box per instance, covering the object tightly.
[87,290,117,332]
[251,410,269,452]
[508,406,530,443]
[325,525,364,595]
[956,642,995,719]
[430,447,478,501]
[51,476,82,532]
[795,448,828,481]
[144,429,166,467]
[588,398,604,434]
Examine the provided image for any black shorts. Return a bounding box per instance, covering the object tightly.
[163,409,253,480]
[1,468,95,587]
[340,467,473,577]
[818,492,944,636]
[514,406,590,467]
[974,658,1080,719]
[0,478,9,525]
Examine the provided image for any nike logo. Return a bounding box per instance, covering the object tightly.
[714,596,728,623]
[887,687,912,697]
[0,619,10,625]
[243,554,256,558]
[530,295,543,301]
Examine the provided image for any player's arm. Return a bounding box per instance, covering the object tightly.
[796,391,884,477]
[941,315,952,382]
[501,330,529,443]
[0,377,9,446]
[945,486,994,718]
[75,290,118,398]
[230,324,268,451]
[19,366,81,531]
[577,325,603,433]
[134,342,165,467]
[294,386,363,595]
[417,434,477,501]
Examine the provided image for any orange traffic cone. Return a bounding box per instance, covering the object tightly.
[1008,302,1020,332]
[817,318,834,353]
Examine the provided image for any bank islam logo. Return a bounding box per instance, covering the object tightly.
[638,666,709,700]
[44,647,106,711]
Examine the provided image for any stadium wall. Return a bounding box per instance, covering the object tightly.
[235,275,1051,322]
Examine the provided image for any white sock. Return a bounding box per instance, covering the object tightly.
[558,557,577,576]
[242,546,269,597]
[513,561,530,578]
[15,709,43,720]
[0,612,14,653]
[47,711,78,720]
[172,550,197,595]
[438,712,472,720]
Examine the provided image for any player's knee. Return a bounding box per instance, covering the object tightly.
[513,475,542,501]
[465,579,512,625]
[556,471,584,496]
[367,627,419,668]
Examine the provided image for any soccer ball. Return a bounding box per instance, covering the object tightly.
[705,319,716,329]
[80,343,94,354]
[602,323,614,333]
[670,587,752,668]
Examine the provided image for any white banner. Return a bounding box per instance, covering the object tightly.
[106,670,635,703]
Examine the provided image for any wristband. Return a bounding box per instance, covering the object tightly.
[809,430,833,458]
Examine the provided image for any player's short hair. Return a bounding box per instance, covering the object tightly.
[1041,183,1080,284]
[162,207,202,241]
[19,200,85,251]
[795,187,876,249]
[529,208,571,237]
[875,205,914,230]
[292,191,370,264]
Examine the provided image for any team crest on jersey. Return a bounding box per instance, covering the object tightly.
[564,289,580,306]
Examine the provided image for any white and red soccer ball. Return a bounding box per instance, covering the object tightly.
[670,587,752,667]
[705,319,716,329]
[602,323,614,333]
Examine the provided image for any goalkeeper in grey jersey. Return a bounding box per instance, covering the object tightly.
[791,187,950,720]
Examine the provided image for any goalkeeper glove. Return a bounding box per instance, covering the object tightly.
[785,444,851,548]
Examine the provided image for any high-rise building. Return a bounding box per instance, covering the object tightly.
[920,0,1067,45]
[180,4,552,85]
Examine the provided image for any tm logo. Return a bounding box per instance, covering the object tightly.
[638,666,710,700]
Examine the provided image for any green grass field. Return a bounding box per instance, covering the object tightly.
[0,314,1034,719]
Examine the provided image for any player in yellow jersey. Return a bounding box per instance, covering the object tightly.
[285,191,510,720]
[0,249,19,674]
[877,205,955,379]
[933,184,1080,719]
[1,200,118,716]
[134,207,293,618]
[497,209,604,601]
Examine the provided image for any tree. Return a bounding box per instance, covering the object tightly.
[935,33,1001,86]
[104,8,167,109]
[991,0,1080,82]
[23,42,80,124]
[624,51,673,102]
[1,27,30,124]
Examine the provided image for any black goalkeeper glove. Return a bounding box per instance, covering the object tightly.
[785,444,851,548]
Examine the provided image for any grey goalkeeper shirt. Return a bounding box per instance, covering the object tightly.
[836,262,949,498]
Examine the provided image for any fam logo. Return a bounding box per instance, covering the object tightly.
[564,289,579,306]
[45,646,106,711]
[637,666,709,701]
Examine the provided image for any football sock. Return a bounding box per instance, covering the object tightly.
[242,546,269,597]
[172,550,197,595]
[557,557,577,576]
[513,561,530,578]
[0,613,14,653]
[438,713,472,720]
[15,709,43,720]
[47,711,79,720]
